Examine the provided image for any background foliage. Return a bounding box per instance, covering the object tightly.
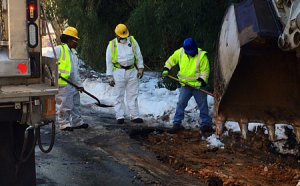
[46,0,243,91]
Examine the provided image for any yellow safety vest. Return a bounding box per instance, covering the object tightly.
[109,36,137,70]
[58,44,71,85]
[164,47,210,86]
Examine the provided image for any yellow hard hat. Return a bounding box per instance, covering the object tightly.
[63,26,80,39]
[114,24,129,38]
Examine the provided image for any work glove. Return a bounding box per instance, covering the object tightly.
[194,81,202,91]
[137,68,144,79]
[195,78,206,90]
[77,87,84,93]
[107,75,115,87]
[162,70,169,77]
[197,77,207,87]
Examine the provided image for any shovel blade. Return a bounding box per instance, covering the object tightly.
[95,102,114,107]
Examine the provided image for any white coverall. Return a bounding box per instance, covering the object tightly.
[106,38,144,120]
[46,45,84,129]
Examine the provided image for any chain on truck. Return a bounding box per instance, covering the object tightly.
[0,0,58,185]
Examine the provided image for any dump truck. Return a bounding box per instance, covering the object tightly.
[215,0,300,142]
[0,0,58,185]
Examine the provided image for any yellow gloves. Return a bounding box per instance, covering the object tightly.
[162,70,169,77]
[194,81,201,90]
[195,78,206,90]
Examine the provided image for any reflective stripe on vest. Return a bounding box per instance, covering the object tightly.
[177,49,209,82]
[109,36,137,70]
[58,44,71,85]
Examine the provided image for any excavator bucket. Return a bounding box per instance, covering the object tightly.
[214,0,300,141]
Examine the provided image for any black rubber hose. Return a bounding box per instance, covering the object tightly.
[22,128,38,162]
[16,127,31,176]
[37,122,55,153]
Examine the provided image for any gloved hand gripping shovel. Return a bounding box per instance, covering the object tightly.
[142,63,213,97]
[167,75,214,97]
[59,76,113,107]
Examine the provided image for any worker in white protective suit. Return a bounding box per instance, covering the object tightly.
[106,24,144,124]
[46,26,88,131]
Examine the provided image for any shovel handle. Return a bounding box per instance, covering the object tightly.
[59,76,113,107]
[59,76,100,104]
[167,75,214,97]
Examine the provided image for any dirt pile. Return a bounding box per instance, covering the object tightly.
[135,129,300,186]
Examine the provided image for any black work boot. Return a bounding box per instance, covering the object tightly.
[200,125,213,134]
[117,119,124,124]
[167,124,185,134]
[131,118,143,123]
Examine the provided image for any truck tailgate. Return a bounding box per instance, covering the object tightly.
[0,84,58,98]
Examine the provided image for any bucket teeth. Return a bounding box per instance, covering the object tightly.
[238,119,248,139]
[266,124,276,141]
[294,126,300,142]
[215,113,226,136]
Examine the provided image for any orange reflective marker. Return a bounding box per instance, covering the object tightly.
[45,98,55,115]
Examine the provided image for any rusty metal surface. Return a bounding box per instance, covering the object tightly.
[214,0,300,127]
[214,5,240,119]
[219,45,300,123]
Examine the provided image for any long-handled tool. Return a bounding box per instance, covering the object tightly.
[59,76,113,107]
[143,63,213,97]
[167,75,214,97]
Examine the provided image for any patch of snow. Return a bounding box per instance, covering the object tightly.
[80,78,114,107]
[273,141,299,155]
[248,123,264,132]
[206,134,224,147]
[276,124,288,140]
[224,122,268,134]
[225,122,240,132]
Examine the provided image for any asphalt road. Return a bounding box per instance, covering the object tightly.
[36,104,146,186]
[35,103,205,186]
[36,132,145,186]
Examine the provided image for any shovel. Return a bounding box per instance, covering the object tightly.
[142,63,213,97]
[59,76,113,107]
[167,75,214,97]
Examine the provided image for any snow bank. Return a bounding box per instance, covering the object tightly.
[81,78,114,106]
[81,71,214,127]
